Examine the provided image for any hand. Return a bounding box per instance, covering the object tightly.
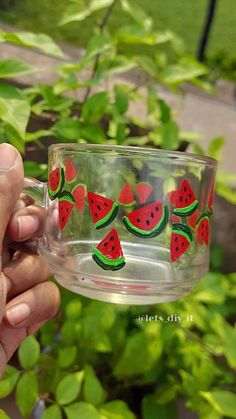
[0,143,60,377]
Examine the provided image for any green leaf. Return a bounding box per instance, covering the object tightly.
[193,273,228,304]
[216,181,236,205]
[52,119,81,141]
[82,92,109,123]
[158,99,171,123]
[16,371,39,419]
[120,0,152,30]
[81,124,106,143]
[0,30,63,57]
[0,59,37,78]
[114,331,162,377]
[0,84,30,137]
[65,402,102,419]
[65,299,82,320]
[200,391,236,417]
[3,123,25,153]
[0,410,10,419]
[0,366,20,399]
[134,55,158,78]
[159,121,180,150]
[24,161,47,179]
[56,372,84,405]
[83,365,106,407]
[86,34,112,59]
[114,85,129,114]
[116,25,174,46]
[42,405,62,419]
[207,136,225,160]
[18,335,40,369]
[60,0,114,25]
[100,400,135,419]
[160,58,207,84]
[58,346,77,369]
[142,395,177,419]
[101,56,136,75]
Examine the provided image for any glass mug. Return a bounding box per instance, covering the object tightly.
[23,144,217,305]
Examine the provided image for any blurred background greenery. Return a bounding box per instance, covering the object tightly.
[0,1,236,418]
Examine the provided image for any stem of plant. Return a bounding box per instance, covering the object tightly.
[82,0,117,104]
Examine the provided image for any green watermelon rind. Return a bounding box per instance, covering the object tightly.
[118,199,136,207]
[196,214,209,227]
[122,205,169,238]
[92,248,125,271]
[58,190,75,204]
[48,167,65,200]
[95,202,119,230]
[173,200,199,216]
[172,223,193,243]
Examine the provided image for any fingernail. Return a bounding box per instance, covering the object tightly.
[0,143,18,172]
[6,303,31,326]
[18,215,40,240]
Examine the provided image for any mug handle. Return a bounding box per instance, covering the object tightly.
[23,177,47,206]
[9,177,47,255]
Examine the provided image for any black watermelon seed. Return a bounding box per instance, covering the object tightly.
[66,208,69,212]
[104,202,108,207]
[146,220,150,226]
[151,212,154,218]
[180,196,183,202]
[95,212,98,218]
[111,246,115,251]
[97,204,101,210]
[137,218,141,223]
[176,246,179,252]
[182,242,184,247]
[62,216,65,222]
[189,193,192,198]
[184,186,187,192]
[110,236,114,241]
[185,198,188,203]
[104,242,108,247]
[175,237,178,242]
[155,206,159,211]
[91,199,94,204]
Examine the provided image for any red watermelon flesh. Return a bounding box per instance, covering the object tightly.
[118,182,135,206]
[188,208,200,230]
[123,201,168,238]
[59,192,75,230]
[48,167,64,199]
[65,157,77,183]
[92,228,125,271]
[88,192,119,229]
[136,182,153,204]
[173,180,199,216]
[171,214,181,224]
[196,215,210,246]
[72,184,86,212]
[170,223,192,262]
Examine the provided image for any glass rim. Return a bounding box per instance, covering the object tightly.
[49,143,217,167]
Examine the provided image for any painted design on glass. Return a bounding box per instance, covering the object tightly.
[48,167,65,200]
[196,215,210,246]
[72,184,86,213]
[88,192,119,229]
[170,223,193,262]
[122,201,168,238]
[170,179,199,216]
[136,182,153,204]
[65,157,77,183]
[118,182,135,207]
[187,209,200,230]
[92,228,125,271]
[58,191,75,230]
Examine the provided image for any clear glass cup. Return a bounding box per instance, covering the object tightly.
[24,144,217,304]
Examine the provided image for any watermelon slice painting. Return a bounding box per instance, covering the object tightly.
[59,191,75,230]
[170,223,193,262]
[65,157,77,183]
[122,201,168,238]
[48,167,65,200]
[196,215,210,246]
[72,184,86,213]
[92,228,125,271]
[88,192,119,229]
[118,182,136,207]
[188,208,200,230]
[172,180,199,216]
[136,182,153,204]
